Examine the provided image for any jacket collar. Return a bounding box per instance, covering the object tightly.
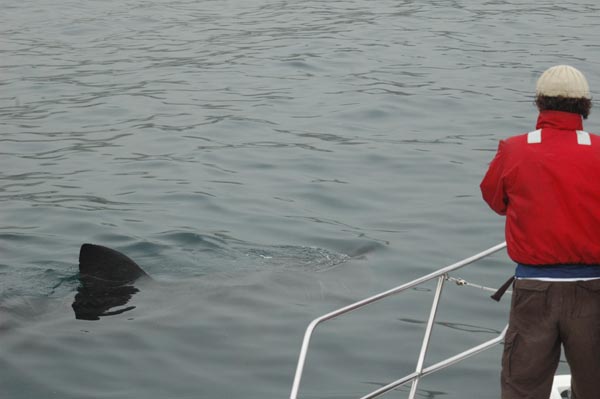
[536,110,584,131]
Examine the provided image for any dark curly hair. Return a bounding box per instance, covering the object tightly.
[535,95,592,119]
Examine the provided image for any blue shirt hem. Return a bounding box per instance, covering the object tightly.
[516,263,600,279]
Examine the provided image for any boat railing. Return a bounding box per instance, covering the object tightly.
[289,241,508,399]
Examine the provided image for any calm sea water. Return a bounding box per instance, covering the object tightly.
[2,0,600,398]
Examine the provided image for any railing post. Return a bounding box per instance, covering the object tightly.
[408,274,446,399]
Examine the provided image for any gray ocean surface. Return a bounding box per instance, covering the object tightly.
[2,0,600,398]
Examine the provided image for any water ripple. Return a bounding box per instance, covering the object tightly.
[1,0,596,397]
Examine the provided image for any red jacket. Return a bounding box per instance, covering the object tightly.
[481,110,600,265]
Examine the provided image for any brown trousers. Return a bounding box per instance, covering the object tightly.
[502,279,600,399]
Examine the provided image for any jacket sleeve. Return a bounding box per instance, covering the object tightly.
[480,140,509,215]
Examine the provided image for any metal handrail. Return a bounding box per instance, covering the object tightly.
[290,241,508,399]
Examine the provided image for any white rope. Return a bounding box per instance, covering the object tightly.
[446,276,512,295]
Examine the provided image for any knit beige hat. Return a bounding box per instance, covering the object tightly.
[536,65,591,99]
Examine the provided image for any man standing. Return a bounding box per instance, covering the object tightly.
[481,65,600,399]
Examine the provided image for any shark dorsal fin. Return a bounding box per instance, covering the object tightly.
[79,243,149,283]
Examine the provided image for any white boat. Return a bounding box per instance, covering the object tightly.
[550,375,570,399]
[289,242,571,399]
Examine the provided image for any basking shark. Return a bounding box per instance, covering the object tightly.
[72,243,151,321]
[68,240,382,321]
